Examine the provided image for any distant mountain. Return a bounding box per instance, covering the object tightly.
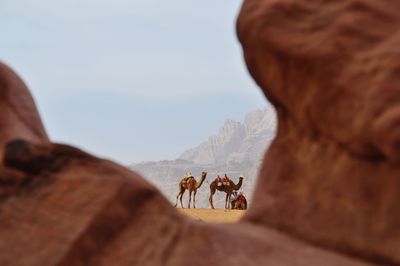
[130,107,276,208]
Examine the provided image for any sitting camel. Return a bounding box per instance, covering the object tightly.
[209,176,243,209]
[174,172,207,209]
[231,192,247,210]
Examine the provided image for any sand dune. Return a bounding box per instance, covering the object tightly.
[178,208,245,223]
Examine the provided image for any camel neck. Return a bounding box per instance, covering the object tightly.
[196,174,207,189]
[234,179,243,190]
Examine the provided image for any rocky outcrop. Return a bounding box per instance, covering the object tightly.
[227,108,276,164]
[0,63,48,159]
[0,63,368,266]
[179,119,246,165]
[238,0,400,264]
[179,108,275,165]
[133,107,275,208]
[1,0,399,264]
[0,62,49,198]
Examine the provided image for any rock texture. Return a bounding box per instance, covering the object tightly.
[179,119,246,165]
[0,63,48,158]
[0,64,368,266]
[237,0,400,264]
[133,107,275,208]
[179,108,276,165]
[0,62,49,199]
[0,0,398,264]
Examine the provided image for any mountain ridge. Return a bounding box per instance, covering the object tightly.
[131,106,276,208]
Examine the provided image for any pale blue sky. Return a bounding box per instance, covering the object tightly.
[0,0,267,164]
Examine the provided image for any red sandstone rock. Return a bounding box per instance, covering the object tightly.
[0,63,48,154]
[238,0,400,264]
[0,63,49,199]
[0,140,370,266]
[0,68,370,265]
[1,0,398,264]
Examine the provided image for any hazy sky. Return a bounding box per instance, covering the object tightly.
[0,1,267,164]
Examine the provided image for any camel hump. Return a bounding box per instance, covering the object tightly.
[215,175,231,187]
[182,172,194,182]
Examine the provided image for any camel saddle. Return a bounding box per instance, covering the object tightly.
[216,177,230,187]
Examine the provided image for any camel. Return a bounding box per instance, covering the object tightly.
[174,172,207,209]
[231,193,247,210]
[209,176,243,209]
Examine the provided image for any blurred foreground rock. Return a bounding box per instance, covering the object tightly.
[238,0,400,264]
[1,0,399,264]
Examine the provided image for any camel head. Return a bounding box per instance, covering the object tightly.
[235,176,244,190]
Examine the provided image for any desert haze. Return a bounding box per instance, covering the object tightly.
[132,107,276,209]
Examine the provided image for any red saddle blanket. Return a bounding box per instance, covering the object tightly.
[215,177,230,185]
[236,194,246,202]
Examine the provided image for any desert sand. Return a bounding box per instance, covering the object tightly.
[179,208,245,223]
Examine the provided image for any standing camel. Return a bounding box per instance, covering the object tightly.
[209,176,244,209]
[174,172,207,209]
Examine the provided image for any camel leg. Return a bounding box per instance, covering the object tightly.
[209,193,214,209]
[209,186,216,209]
[188,190,192,209]
[179,190,185,208]
[225,192,229,210]
[193,190,197,209]
[175,185,184,208]
[226,191,233,210]
[228,193,232,210]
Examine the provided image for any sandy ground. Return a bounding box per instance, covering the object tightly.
[178,208,246,223]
